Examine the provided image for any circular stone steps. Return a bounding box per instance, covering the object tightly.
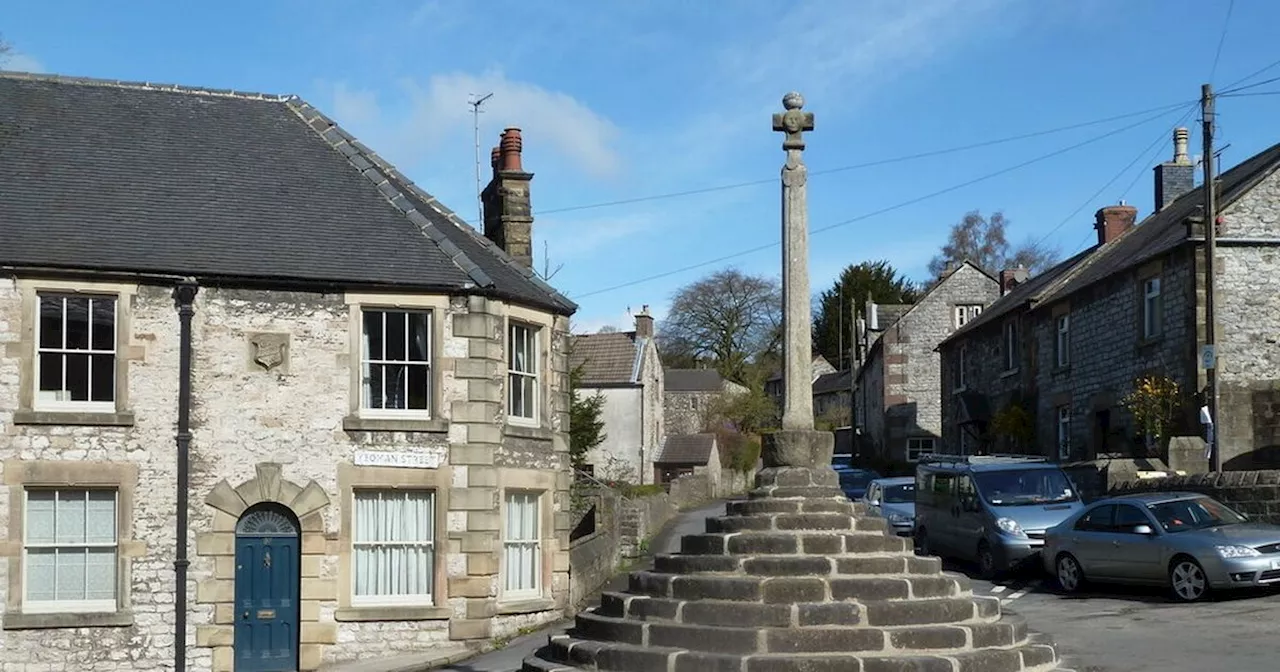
[522,464,1071,671]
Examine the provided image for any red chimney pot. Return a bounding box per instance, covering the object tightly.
[499,127,524,172]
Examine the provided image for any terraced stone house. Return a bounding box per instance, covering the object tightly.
[937,129,1280,469]
[853,261,999,463]
[0,72,576,671]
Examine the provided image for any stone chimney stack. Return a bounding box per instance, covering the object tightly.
[997,265,1030,295]
[1094,202,1139,246]
[481,127,534,268]
[634,305,654,339]
[1154,127,1196,211]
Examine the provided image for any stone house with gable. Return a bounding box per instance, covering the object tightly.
[0,72,576,672]
[568,308,663,483]
[764,354,836,418]
[854,261,999,463]
[937,128,1280,469]
[662,368,748,436]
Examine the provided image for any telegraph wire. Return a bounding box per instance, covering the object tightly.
[570,105,1186,300]
[1209,0,1235,83]
[1219,58,1280,94]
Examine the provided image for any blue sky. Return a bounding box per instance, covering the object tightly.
[6,0,1280,333]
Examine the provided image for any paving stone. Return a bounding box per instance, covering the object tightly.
[626,597,681,621]
[681,601,793,628]
[743,556,833,576]
[671,576,763,601]
[764,627,885,653]
[799,534,844,554]
[762,577,827,603]
[799,500,855,514]
[1018,644,1059,668]
[796,602,862,626]
[575,612,646,645]
[593,644,676,671]
[648,622,761,655]
[887,625,968,650]
[835,556,908,575]
[729,500,803,515]
[907,577,964,598]
[863,598,976,627]
[727,533,800,554]
[829,577,910,601]
[775,513,852,530]
[953,648,1024,672]
[674,651,747,672]
[746,655,864,672]
[859,655,956,672]
[628,572,674,598]
[654,554,741,574]
[708,515,776,533]
[682,534,728,554]
[968,621,1023,648]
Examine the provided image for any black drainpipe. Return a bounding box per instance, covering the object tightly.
[173,278,199,672]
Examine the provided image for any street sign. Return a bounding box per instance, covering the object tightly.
[1201,344,1216,370]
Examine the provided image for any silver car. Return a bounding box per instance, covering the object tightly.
[1043,491,1280,602]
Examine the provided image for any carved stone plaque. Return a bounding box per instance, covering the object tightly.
[247,332,290,372]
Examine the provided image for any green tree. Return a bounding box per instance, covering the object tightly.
[568,363,606,472]
[812,260,918,370]
[927,210,1059,281]
[658,268,781,382]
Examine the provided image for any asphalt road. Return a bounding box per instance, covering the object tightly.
[963,562,1280,672]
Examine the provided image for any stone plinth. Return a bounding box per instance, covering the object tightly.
[522,465,1073,672]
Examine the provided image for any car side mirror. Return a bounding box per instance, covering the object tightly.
[869,499,880,507]
[1133,524,1155,535]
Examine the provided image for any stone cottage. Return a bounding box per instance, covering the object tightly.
[567,308,663,483]
[764,354,836,417]
[854,261,999,462]
[936,128,1280,469]
[0,72,576,672]
[662,368,748,435]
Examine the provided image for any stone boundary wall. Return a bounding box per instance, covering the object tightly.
[1112,470,1280,524]
[568,489,677,612]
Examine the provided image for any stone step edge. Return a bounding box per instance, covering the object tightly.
[625,573,974,602]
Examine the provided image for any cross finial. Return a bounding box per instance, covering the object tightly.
[772,91,815,151]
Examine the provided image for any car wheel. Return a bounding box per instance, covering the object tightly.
[1169,556,1210,602]
[916,528,930,556]
[1055,553,1085,593]
[977,541,999,580]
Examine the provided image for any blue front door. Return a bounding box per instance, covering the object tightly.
[234,505,300,672]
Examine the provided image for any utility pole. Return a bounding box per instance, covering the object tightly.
[1202,83,1221,472]
[469,92,494,226]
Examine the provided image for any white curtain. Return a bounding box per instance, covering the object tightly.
[353,491,433,600]
[25,489,116,604]
[504,493,540,594]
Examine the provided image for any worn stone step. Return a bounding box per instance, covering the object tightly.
[749,485,846,499]
[725,498,862,517]
[835,554,943,575]
[653,553,742,574]
[755,466,841,488]
[542,635,685,671]
[861,597,993,627]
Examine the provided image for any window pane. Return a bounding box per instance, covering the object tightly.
[363,311,384,360]
[57,548,87,600]
[39,296,63,349]
[407,364,430,410]
[383,363,407,409]
[86,491,116,544]
[56,490,87,544]
[520,375,536,417]
[509,374,525,418]
[26,549,56,601]
[66,353,90,401]
[90,354,115,402]
[408,312,429,362]
[365,363,385,409]
[91,299,116,351]
[65,297,90,350]
[27,491,56,544]
[85,548,116,600]
[352,491,434,599]
[385,311,407,362]
[38,354,62,394]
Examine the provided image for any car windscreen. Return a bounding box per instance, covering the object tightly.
[881,483,915,504]
[972,468,1077,506]
[839,471,877,489]
[1147,497,1246,533]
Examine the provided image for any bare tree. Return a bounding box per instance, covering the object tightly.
[927,210,1059,280]
[0,35,11,62]
[658,268,781,383]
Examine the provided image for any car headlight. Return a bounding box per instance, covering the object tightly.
[887,512,911,524]
[1216,545,1262,558]
[995,517,1025,537]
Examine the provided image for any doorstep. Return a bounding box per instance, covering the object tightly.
[319,645,474,672]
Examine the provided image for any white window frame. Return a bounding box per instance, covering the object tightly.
[33,293,118,414]
[1142,277,1162,339]
[1057,406,1072,461]
[1055,314,1070,368]
[359,308,432,419]
[1003,321,1019,371]
[953,304,983,329]
[350,488,436,607]
[502,491,542,600]
[507,322,539,426]
[953,346,967,391]
[23,488,119,614]
[907,437,935,462]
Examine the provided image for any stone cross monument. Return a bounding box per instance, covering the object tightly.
[773,92,817,431]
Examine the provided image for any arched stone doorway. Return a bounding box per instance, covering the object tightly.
[234,503,300,672]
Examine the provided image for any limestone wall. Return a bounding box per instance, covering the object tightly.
[1112,470,1280,523]
[0,278,572,671]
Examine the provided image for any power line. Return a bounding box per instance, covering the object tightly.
[1220,89,1280,98]
[1121,106,1200,202]
[570,105,1185,300]
[1220,57,1280,93]
[1033,103,1199,251]
[1209,0,1235,83]
[525,99,1196,219]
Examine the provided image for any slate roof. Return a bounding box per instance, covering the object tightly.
[570,331,644,386]
[664,369,724,392]
[656,434,717,466]
[937,139,1280,348]
[0,71,574,314]
[814,369,852,395]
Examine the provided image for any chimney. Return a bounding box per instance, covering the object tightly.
[1154,127,1196,211]
[635,305,654,339]
[481,127,534,268]
[1094,202,1139,245]
[997,265,1030,295]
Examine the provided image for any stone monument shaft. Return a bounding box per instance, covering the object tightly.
[773,92,816,431]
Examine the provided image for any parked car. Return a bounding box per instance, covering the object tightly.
[834,467,880,500]
[1043,491,1280,602]
[914,454,1084,578]
[863,477,916,536]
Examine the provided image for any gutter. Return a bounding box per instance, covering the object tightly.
[173,278,199,672]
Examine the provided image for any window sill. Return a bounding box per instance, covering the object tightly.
[999,369,1020,379]
[505,424,553,441]
[951,387,967,395]
[333,605,452,622]
[343,415,449,434]
[497,597,556,615]
[13,410,135,427]
[3,609,133,630]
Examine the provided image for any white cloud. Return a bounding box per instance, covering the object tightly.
[327,70,622,178]
[2,52,45,73]
[539,213,654,260]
